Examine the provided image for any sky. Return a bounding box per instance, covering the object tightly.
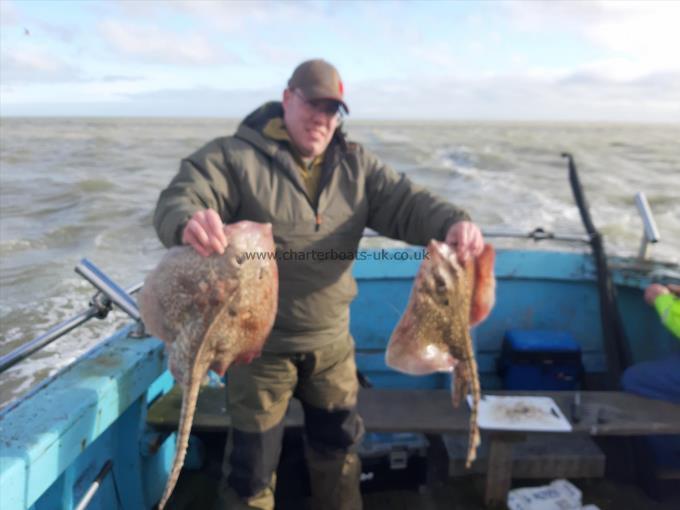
[1,0,679,121]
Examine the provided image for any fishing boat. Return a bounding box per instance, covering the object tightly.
[1,155,679,510]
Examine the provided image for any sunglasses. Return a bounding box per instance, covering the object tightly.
[293,90,343,118]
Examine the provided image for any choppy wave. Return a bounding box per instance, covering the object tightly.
[1,117,678,409]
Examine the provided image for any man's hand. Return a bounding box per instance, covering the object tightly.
[181,209,228,257]
[667,283,680,296]
[445,221,484,263]
[644,283,670,306]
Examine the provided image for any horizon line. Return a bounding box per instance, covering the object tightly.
[2,114,679,126]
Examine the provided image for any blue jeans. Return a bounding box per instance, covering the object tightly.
[621,351,680,474]
[621,351,680,405]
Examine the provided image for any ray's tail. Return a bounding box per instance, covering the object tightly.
[157,364,204,509]
[462,243,493,467]
[450,329,482,469]
[465,355,481,468]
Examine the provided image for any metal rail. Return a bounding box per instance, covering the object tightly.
[73,460,113,510]
[0,259,143,374]
[363,227,591,244]
[482,228,591,244]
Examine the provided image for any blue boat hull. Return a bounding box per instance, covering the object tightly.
[1,248,678,509]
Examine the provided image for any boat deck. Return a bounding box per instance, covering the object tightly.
[151,386,680,507]
[165,436,680,510]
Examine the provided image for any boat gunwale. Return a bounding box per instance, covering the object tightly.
[0,247,677,509]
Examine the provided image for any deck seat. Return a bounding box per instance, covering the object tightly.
[147,386,680,506]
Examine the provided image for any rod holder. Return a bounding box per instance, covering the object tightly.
[75,259,140,321]
[634,192,660,260]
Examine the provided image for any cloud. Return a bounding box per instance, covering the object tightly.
[4,70,679,122]
[96,2,338,70]
[0,48,82,84]
[100,20,239,66]
[171,0,332,31]
[0,47,143,85]
[109,0,321,34]
[505,0,680,75]
[4,0,679,121]
[34,21,78,43]
[171,0,278,31]
[249,42,308,70]
[406,41,463,73]
[0,87,281,117]
[0,2,77,42]
[101,75,145,83]
[582,3,680,69]
[505,0,610,29]
[110,0,167,18]
[116,87,279,116]
[347,70,680,122]
[77,70,680,121]
[0,1,18,26]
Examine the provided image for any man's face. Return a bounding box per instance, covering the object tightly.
[282,88,341,158]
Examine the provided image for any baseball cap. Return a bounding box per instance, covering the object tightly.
[288,59,349,114]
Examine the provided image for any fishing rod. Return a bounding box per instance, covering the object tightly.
[562,152,632,389]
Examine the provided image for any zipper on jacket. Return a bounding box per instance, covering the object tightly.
[312,140,344,233]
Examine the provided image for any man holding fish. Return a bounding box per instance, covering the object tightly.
[153,59,486,510]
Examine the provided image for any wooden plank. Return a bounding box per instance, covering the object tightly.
[147,386,679,509]
[656,466,680,480]
[485,434,520,506]
[360,390,680,436]
[525,391,680,435]
[147,387,472,432]
[146,388,680,436]
[445,434,605,478]
[146,385,304,431]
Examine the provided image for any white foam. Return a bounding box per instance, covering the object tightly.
[2,119,679,406]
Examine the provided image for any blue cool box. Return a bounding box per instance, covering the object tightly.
[497,330,583,391]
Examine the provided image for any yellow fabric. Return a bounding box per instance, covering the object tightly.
[262,118,324,201]
[654,293,680,339]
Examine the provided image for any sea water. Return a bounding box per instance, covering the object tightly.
[1,118,678,408]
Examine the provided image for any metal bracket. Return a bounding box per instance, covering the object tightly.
[389,449,409,470]
[128,320,148,339]
[89,291,113,320]
[75,258,140,321]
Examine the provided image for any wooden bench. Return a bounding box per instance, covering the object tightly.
[147,388,680,506]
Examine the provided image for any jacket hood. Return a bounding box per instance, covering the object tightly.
[235,101,347,159]
[235,101,284,157]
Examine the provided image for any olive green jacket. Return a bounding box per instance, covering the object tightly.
[154,102,470,352]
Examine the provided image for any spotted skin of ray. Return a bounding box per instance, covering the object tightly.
[139,221,278,509]
[386,240,496,468]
